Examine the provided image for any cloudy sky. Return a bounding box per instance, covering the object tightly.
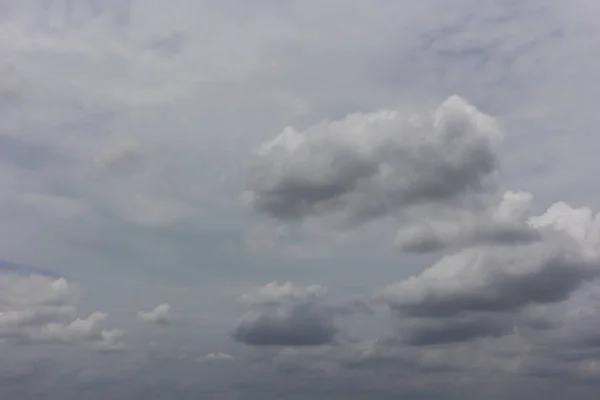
[2,0,600,398]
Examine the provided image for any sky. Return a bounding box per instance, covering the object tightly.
[2,0,600,399]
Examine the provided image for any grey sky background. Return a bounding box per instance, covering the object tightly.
[2,1,600,399]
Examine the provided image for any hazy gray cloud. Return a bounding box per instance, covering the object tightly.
[401,315,512,346]
[92,135,143,175]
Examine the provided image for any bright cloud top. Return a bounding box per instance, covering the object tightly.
[238,281,328,307]
[245,96,502,225]
[137,303,172,326]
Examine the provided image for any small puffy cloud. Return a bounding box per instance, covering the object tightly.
[137,303,171,325]
[202,352,234,361]
[245,96,502,225]
[27,312,125,351]
[238,281,327,307]
[0,270,124,350]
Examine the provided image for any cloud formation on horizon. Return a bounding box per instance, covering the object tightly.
[0,271,125,351]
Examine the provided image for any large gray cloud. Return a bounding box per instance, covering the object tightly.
[232,281,372,347]
[232,282,337,346]
[379,201,600,346]
[245,96,502,224]
[232,303,337,346]
[244,96,543,258]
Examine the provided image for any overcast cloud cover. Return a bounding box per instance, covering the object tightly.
[3,1,600,399]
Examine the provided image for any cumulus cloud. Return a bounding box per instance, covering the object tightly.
[242,86,600,391]
[245,97,545,256]
[232,303,337,347]
[245,96,502,225]
[0,271,124,350]
[137,303,171,325]
[26,311,125,351]
[235,94,600,400]
[244,93,600,351]
[232,282,356,347]
[242,95,600,355]
[379,200,600,346]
